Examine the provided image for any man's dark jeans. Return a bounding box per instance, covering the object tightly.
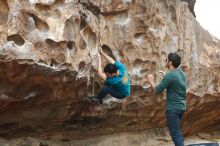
[96,85,126,100]
[166,110,185,146]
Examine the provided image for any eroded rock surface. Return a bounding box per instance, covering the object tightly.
[0,0,219,144]
[181,0,196,17]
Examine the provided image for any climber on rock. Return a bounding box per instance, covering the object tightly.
[146,53,187,146]
[89,48,130,104]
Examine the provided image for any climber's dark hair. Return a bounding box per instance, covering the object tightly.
[168,53,181,68]
[104,64,117,74]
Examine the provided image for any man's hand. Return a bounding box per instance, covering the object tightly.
[158,71,165,78]
[99,48,103,54]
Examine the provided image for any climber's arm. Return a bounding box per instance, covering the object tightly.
[97,53,106,81]
[100,48,115,64]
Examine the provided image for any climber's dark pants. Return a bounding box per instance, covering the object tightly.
[166,110,185,146]
[96,85,126,100]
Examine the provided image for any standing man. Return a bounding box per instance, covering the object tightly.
[147,53,187,146]
[89,49,130,104]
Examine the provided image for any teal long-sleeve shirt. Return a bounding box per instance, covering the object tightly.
[155,68,187,110]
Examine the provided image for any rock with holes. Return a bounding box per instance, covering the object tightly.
[0,0,219,145]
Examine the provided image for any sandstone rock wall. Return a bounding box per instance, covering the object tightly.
[0,0,219,141]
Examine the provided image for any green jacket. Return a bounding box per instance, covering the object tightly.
[155,68,187,110]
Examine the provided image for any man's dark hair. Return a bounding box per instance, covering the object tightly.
[168,53,181,68]
[104,64,117,74]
